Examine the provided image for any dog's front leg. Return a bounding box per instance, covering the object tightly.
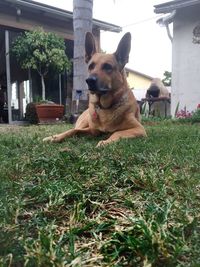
[43,128,78,143]
[96,127,146,147]
[43,128,99,143]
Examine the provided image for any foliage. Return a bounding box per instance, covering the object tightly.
[12,28,71,76]
[0,121,200,266]
[12,28,71,100]
[175,104,200,124]
[190,107,200,123]
[162,71,172,86]
[25,102,39,124]
[174,101,180,118]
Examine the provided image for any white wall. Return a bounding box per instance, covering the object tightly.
[171,7,200,116]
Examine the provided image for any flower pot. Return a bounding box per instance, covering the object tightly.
[36,104,64,123]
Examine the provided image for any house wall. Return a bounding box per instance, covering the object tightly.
[126,71,152,89]
[172,6,200,115]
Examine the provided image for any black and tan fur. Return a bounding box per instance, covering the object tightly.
[43,32,146,147]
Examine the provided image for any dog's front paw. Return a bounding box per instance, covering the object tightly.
[43,135,62,143]
[96,140,108,147]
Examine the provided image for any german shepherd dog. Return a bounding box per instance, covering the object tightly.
[43,32,146,147]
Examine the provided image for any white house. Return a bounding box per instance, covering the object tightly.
[154,0,200,116]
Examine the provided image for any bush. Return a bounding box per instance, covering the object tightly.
[175,105,200,124]
[191,108,200,123]
[25,103,39,124]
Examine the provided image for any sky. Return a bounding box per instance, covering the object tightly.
[34,0,172,78]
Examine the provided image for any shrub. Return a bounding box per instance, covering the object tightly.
[25,103,39,124]
[191,106,200,123]
[175,104,200,123]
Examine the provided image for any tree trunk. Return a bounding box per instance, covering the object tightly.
[73,0,93,105]
[41,75,45,101]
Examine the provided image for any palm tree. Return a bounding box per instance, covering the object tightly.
[73,0,93,111]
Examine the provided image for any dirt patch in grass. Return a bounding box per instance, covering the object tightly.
[0,124,24,133]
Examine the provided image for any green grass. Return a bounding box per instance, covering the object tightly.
[0,122,200,266]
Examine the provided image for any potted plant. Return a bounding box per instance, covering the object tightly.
[12,28,71,123]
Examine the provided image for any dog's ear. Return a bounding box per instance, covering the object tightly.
[114,32,131,70]
[85,32,97,63]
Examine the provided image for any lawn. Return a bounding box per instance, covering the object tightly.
[0,121,200,266]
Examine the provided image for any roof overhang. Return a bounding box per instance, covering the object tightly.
[154,0,200,14]
[2,0,122,33]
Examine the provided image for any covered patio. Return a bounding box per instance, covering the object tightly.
[0,0,121,124]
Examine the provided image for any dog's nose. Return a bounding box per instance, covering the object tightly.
[86,76,98,91]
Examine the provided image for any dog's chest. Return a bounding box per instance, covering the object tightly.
[89,93,129,132]
[90,107,118,132]
[90,102,126,132]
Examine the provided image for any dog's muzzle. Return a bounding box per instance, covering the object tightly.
[86,75,109,94]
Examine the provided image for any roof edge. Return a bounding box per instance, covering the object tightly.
[4,0,122,32]
[154,0,200,14]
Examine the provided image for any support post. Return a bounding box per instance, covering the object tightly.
[5,30,12,124]
[59,74,62,104]
[28,68,33,102]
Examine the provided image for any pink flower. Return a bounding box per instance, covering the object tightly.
[197,104,200,109]
[175,109,193,118]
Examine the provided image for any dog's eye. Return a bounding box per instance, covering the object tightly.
[88,62,95,71]
[102,63,113,73]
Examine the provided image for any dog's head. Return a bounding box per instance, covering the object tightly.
[85,32,131,95]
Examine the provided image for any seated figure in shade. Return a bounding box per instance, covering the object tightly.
[146,78,170,98]
[145,78,170,117]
